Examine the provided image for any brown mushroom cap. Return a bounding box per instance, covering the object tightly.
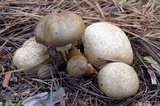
[97,62,139,99]
[35,11,85,47]
[67,55,87,78]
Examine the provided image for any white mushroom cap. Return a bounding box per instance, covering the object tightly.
[82,22,133,66]
[97,62,139,99]
[12,38,50,72]
[35,11,85,47]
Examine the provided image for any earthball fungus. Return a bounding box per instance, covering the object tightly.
[97,62,139,99]
[12,38,50,72]
[35,11,85,47]
[82,22,133,66]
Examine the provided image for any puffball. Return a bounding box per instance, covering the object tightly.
[97,62,139,99]
[12,38,50,72]
[83,22,133,66]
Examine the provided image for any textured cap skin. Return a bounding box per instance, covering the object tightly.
[12,38,50,72]
[82,22,133,66]
[35,11,85,47]
[97,62,139,99]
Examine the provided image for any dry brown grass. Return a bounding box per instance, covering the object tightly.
[0,0,160,105]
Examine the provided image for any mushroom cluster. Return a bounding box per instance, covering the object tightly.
[12,11,139,99]
[12,11,85,73]
[82,22,139,98]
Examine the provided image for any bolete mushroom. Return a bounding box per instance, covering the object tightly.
[12,38,51,72]
[97,62,139,99]
[35,11,85,47]
[82,22,133,66]
[67,55,87,78]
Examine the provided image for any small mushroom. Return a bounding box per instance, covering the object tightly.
[35,11,85,47]
[67,55,87,78]
[97,62,139,99]
[82,22,133,66]
[12,38,52,72]
[66,47,96,77]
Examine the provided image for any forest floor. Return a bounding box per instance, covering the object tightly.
[0,0,160,106]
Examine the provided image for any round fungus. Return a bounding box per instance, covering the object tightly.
[97,62,139,99]
[82,22,133,66]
